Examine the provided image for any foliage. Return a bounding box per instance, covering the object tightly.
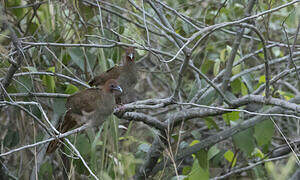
[0,0,299,179]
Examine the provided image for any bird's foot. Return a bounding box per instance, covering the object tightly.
[115,104,125,111]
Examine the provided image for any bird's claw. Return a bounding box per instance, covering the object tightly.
[114,104,125,112]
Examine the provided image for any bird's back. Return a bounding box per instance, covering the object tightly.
[66,88,102,114]
[89,66,121,87]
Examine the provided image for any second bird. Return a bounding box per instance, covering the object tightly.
[89,47,137,104]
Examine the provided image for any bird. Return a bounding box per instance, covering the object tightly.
[89,47,137,104]
[46,79,122,153]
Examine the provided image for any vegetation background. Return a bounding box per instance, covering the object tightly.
[0,0,299,179]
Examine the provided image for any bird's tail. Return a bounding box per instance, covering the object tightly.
[46,110,78,153]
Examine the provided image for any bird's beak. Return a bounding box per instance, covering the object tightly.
[128,53,134,60]
[112,85,123,94]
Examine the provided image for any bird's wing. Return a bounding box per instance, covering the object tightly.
[66,88,101,113]
[89,65,122,86]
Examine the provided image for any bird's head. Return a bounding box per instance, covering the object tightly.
[125,47,135,62]
[104,79,123,95]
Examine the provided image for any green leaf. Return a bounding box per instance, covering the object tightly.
[198,88,218,105]
[233,128,255,156]
[188,159,209,180]
[182,166,192,175]
[213,59,220,76]
[224,150,236,165]
[16,76,34,93]
[196,149,208,170]
[252,148,265,159]
[259,75,266,84]
[241,81,248,96]
[232,55,241,75]
[219,48,226,62]
[27,22,39,35]
[226,45,232,54]
[53,98,66,117]
[65,83,79,94]
[3,129,19,148]
[75,134,91,157]
[187,80,200,101]
[200,59,214,74]
[230,79,241,95]
[39,161,53,180]
[191,130,202,139]
[7,0,24,20]
[69,48,85,71]
[204,117,219,130]
[190,140,200,147]
[222,111,240,124]
[42,67,55,93]
[271,47,281,57]
[69,48,96,72]
[208,145,220,160]
[241,74,254,92]
[254,120,274,146]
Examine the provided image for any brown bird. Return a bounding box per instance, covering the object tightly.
[46,79,122,153]
[89,47,137,104]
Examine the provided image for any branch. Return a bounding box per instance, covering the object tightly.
[221,0,256,93]
[0,125,88,157]
[8,93,69,98]
[151,95,300,176]
[211,154,294,180]
[0,7,25,98]
[0,71,89,88]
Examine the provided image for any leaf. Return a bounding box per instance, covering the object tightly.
[224,150,237,167]
[75,134,91,157]
[16,76,34,93]
[188,159,209,180]
[3,129,19,148]
[27,22,39,35]
[241,81,248,96]
[241,74,254,92]
[7,0,24,20]
[233,128,255,156]
[213,59,220,76]
[208,145,220,160]
[182,166,192,175]
[196,149,208,170]
[254,120,274,146]
[42,67,55,93]
[187,80,200,101]
[201,59,214,74]
[190,140,200,147]
[230,79,241,95]
[39,161,53,180]
[222,111,240,124]
[232,55,241,75]
[65,83,79,94]
[259,75,266,84]
[69,48,85,71]
[198,88,218,105]
[226,45,232,54]
[271,47,281,57]
[252,148,264,159]
[204,117,219,130]
[191,130,202,139]
[219,48,226,62]
[53,98,66,117]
